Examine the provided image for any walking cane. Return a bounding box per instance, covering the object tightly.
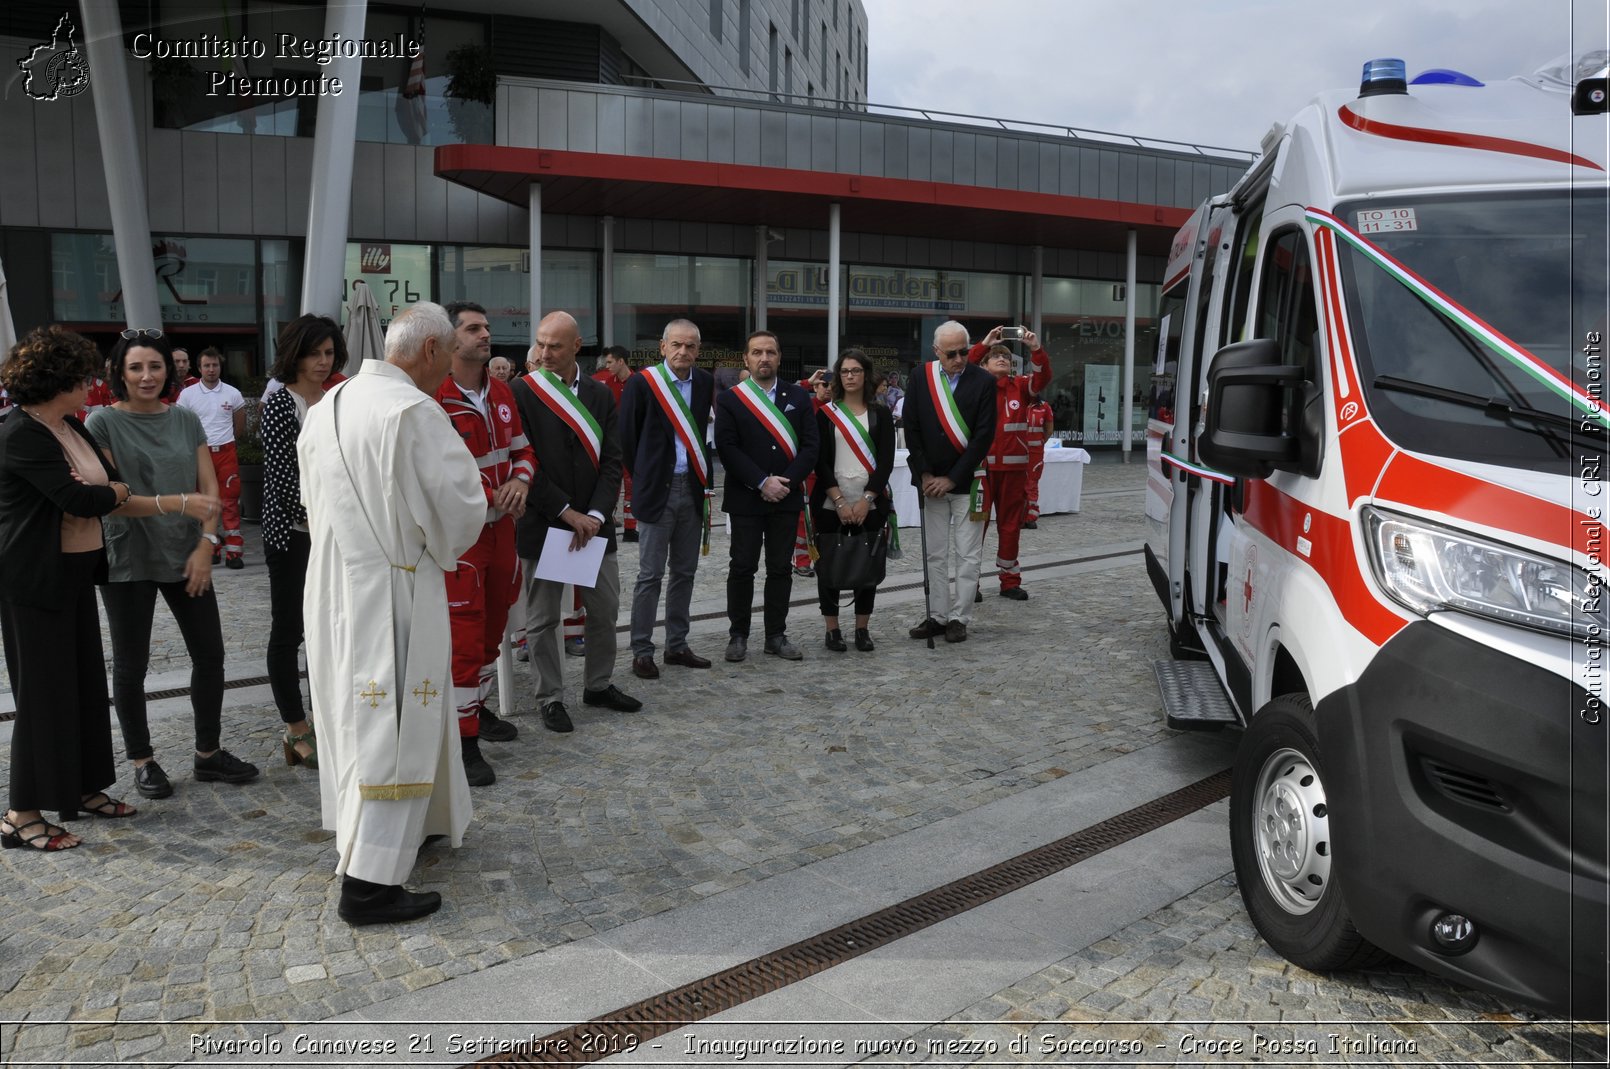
[916,490,935,650]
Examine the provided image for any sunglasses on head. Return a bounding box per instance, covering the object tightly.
[119,328,164,341]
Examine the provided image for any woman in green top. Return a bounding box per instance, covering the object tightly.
[87,332,260,801]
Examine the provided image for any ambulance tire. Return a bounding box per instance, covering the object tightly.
[1230,694,1387,973]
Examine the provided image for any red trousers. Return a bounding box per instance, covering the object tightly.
[622,470,635,533]
[207,443,243,558]
[985,469,1029,590]
[445,515,519,736]
[1026,448,1046,522]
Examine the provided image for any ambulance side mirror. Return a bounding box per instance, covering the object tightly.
[1199,339,1308,479]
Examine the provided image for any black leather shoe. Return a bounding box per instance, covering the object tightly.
[944,620,968,643]
[541,702,574,733]
[974,589,983,603]
[632,656,660,679]
[1023,520,1038,529]
[622,529,639,543]
[664,647,712,669]
[477,706,518,742]
[763,635,804,660]
[582,685,642,712]
[461,737,494,787]
[724,636,747,662]
[999,587,1029,601]
[194,749,259,784]
[338,876,442,926]
[134,760,173,799]
[854,628,875,652]
[908,618,945,640]
[824,628,847,652]
[224,555,245,570]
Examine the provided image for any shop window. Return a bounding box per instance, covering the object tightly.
[438,245,599,354]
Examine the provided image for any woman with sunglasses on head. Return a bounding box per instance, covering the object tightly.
[0,327,216,850]
[810,348,896,652]
[86,328,259,801]
[260,315,348,770]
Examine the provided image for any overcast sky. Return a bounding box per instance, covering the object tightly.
[866,0,1609,154]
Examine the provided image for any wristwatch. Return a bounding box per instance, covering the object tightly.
[201,532,221,546]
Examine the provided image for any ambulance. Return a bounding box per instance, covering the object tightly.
[1144,54,1608,1018]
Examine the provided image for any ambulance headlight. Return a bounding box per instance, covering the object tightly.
[1364,508,1606,642]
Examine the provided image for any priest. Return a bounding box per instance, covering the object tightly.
[298,302,486,926]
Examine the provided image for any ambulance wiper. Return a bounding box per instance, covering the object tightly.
[1372,375,1577,448]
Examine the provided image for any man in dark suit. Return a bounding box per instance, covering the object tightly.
[904,320,998,643]
[619,318,716,679]
[512,311,641,733]
[714,330,819,662]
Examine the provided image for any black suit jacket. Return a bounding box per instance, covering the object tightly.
[810,401,896,512]
[617,364,715,525]
[903,362,997,492]
[511,370,623,562]
[0,412,121,608]
[714,380,819,515]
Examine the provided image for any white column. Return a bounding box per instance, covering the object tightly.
[1122,229,1138,461]
[827,202,841,367]
[528,183,542,345]
[600,215,614,349]
[298,0,368,319]
[1030,245,1044,339]
[754,225,769,331]
[78,2,160,329]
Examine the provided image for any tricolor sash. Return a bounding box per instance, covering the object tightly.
[925,363,986,519]
[643,364,709,486]
[524,370,602,468]
[823,402,876,473]
[733,380,798,459]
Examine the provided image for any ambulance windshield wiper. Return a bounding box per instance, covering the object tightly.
[1372,375,1577,450]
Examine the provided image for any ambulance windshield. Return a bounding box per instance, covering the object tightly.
[1338,190,1606,473]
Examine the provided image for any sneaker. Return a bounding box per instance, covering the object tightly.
[194,749,259,784]
[134,760,173,799]
[564,636,585,657]
[514,638,529,663]
[793,564,815,578]
[478,706,518,742]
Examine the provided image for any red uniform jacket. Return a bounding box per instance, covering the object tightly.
[593,368,627,405]
[968,343,1051,469]
[434,373,536,514]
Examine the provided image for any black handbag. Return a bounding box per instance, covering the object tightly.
[815,524,889,590]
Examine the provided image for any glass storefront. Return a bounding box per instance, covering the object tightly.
[612,253,752,371]
[438,246,599,357]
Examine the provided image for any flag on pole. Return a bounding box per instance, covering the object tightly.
[396,8,427,144]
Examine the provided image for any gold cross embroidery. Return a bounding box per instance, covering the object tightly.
[359,680,387,708]
[411,679,440,707]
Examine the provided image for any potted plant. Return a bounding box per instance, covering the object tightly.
[444,43,495,143]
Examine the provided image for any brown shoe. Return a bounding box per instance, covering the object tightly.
[632,656,660,680]
[908,617,946,640]
[944,620,968,643]
[664,647,712,669]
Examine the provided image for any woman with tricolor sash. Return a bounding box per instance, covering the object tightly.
[811,348,896,652]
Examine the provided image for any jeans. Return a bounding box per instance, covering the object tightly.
[726,510,801,640]
[101,579,226,760]
[265,529,310,724]
[630,474,704,658]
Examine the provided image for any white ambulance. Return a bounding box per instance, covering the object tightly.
[1145,54,1608,1018]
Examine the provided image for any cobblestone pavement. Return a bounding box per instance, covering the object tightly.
[1,458,1600,1065]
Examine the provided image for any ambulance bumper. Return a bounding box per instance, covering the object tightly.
[1314,620,1607,1019]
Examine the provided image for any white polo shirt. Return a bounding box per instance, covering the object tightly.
[178,379,245,447]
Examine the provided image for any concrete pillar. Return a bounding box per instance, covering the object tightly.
[529,183,542,345]
[754,225,769,331]
[600,215,614,349]
[1122,229,1138,461]
[298,0,368,319]
[78,1,160,330]
[827,202,841,367]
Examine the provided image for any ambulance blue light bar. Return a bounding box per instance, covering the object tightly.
[1359,57,1408,97]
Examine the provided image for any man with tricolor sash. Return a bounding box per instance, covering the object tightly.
[618,319,717,679]
[903,320,997,643]
[511,311,642,735]
[713,330,820,663]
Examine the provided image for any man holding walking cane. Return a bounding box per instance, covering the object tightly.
[903,321,996,644]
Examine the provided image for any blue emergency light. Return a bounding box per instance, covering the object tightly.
[1359,57,1407,97]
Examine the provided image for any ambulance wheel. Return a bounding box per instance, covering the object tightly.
[1230,694,1384,972]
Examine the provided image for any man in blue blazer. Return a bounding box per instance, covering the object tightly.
[618,319,717,679]
[713,331,819,662]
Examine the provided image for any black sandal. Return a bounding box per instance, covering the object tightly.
[74,792,137,819]
[1,815,79,851]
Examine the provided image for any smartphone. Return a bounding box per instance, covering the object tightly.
[999,325,1028,341]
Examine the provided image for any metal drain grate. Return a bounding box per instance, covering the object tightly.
[476,768,1231,1067]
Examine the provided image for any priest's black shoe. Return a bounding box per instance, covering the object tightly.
[582,685,642,712]
[338,876,442,926]
[461,736,494,787]
[541,701,575,733]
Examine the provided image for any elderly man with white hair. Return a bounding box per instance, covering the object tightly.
[298,301,486,926]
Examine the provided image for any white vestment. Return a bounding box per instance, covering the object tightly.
[299,361,485,885]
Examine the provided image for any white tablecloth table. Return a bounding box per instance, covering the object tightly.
[887,447,1090,527]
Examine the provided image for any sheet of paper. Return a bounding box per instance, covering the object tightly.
[532,525,607,587]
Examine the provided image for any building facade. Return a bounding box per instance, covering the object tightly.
[1,0,1248,446]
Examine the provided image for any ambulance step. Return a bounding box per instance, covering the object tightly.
[1154,661,1240,731]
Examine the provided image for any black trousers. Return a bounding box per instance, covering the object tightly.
[265,530,311,724]
[726,510,801,640]
[1,552,115,814]
[101,579,226,760]
[813,506,888,617]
